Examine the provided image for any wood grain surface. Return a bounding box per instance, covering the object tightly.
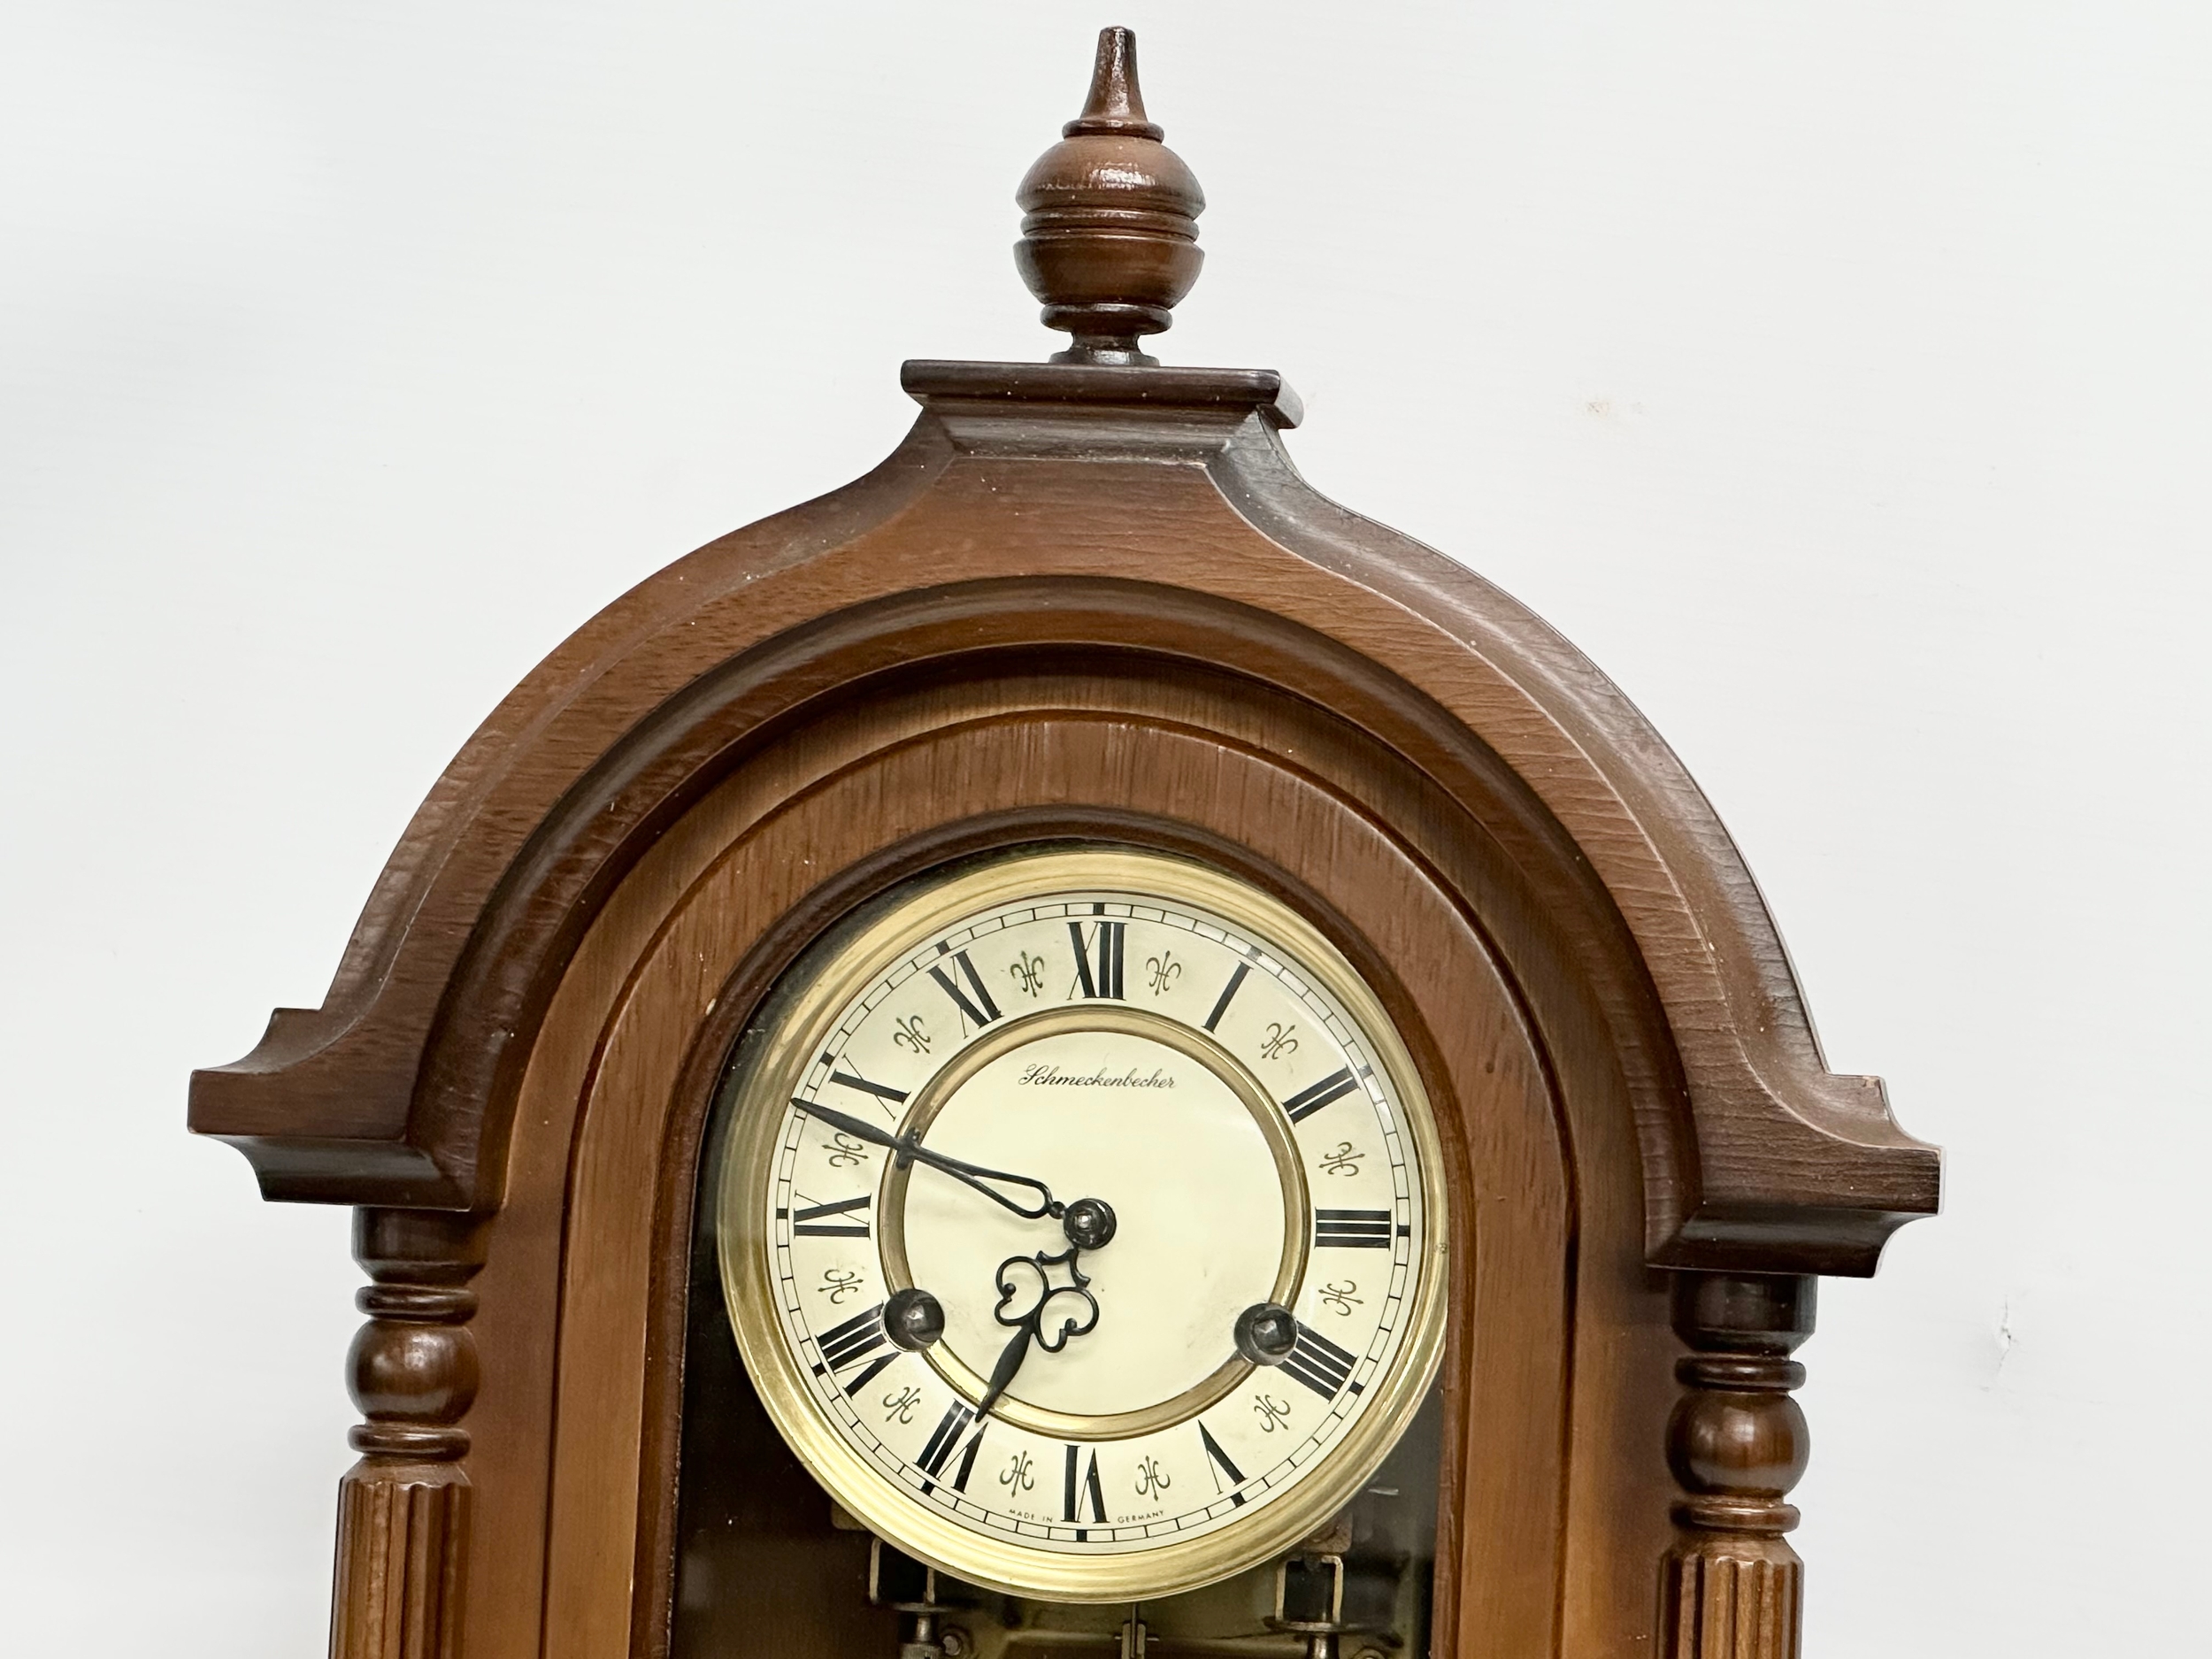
[505,688,1613,1656]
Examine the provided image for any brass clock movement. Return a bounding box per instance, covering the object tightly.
[190,27,1938,1659]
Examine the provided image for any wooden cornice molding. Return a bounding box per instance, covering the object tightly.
[190,361,1936,1273]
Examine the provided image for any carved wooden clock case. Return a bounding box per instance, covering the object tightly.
[189,29,1938,1659]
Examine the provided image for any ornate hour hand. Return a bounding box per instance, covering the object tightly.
[975,1245,1101,1419]
[798,1102,1120,1253]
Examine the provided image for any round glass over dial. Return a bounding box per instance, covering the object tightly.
[714,847,1448,1602]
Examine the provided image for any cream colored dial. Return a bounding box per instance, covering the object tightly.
[715,848,1448,1602]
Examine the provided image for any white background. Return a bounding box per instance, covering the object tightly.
[4,4,2206,1654]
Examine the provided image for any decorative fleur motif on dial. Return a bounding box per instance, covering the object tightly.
[818,1266,866,1304]
[881,1385,922,1425]
[825,1132,870,1170]
[1009,951,1048,998]
[1259,1021,1300,1061]
[1000,1449,1036,1492]
[1318,1141,1364,1178]
[891,1014,932,1055]
[1318,1280,1363,1317]
[1252,1393,1293,1433]
[1133,1455,1171,1497]
[1145,950,1181,995]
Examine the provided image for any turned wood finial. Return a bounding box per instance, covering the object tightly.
[1015,27,1204,365]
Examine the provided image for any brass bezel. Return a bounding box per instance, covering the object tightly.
[714,846,1451,1604]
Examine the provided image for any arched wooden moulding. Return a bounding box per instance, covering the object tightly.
[194,363,1937,1659]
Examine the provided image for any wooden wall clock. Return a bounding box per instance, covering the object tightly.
[189,28,1939,1659]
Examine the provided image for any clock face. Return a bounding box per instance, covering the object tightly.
[713,847,1448,1601]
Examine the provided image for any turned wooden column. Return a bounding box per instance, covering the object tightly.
[330,1208,486,1659]
[1662,1271,1815,1659]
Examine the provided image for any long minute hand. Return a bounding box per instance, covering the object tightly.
[798,1099,1061,1221]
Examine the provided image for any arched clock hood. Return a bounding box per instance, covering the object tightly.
[188,353,1935,1277]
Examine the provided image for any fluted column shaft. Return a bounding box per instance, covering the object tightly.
[1662,1271,1814,1659]
[329,1209,485,1659]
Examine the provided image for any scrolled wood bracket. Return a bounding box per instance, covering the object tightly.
[331,1209,487,1659]
[1662,1271,1815,1659]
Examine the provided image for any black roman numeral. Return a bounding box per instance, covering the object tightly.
[1067,918,1126,999]
[791,1193,871,1237]
[1202,962,1251,1032]
[949,1424,985,1492]
[1198,1422,1247,1504]
[816,1302,899,1395]
[928,947,1002,1029]
[1314,1208,1394,1248]
[828,1068,908,1105]
[1283,1067,1359,1124]
[1281,1321,1358,1399]
[818,1302,887,1368]
[1063,1444,1107,1528]
[918,1401,976,1483]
